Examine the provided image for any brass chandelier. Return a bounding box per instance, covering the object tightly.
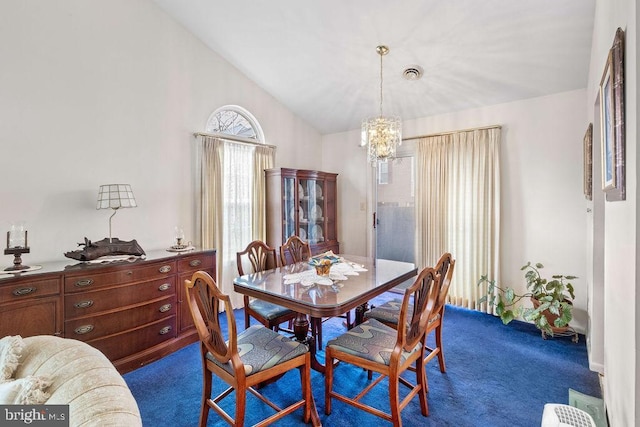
[361,45,402,163]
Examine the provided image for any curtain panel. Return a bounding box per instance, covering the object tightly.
[415,127,500,313]
[199,136,275,308]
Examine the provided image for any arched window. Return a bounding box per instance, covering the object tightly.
[199,105,273,308]
[205,105,265,143]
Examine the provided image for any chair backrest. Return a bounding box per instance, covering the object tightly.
[237,240,278,276]
[433,252,456,315]
[397,267,439,352]
[279,235,310,266]
[184,271,237,365]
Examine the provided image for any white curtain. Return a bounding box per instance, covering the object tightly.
[199,136,275,308]
[415,127,500,313]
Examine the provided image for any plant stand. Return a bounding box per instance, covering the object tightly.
[541,327,579,343]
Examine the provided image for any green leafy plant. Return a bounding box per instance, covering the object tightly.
[478,262,577,336]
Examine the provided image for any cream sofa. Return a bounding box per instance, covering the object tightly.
[14,335,141,427]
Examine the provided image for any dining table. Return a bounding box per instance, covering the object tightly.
[233,254,418,373]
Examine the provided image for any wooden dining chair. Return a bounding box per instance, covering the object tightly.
[184,271,312,427]
[279,235,311,266]
[364,252,456,372]
[324,267,440,426]
[237,240,297,332]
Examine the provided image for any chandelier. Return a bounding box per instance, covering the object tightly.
[361,45,402,163]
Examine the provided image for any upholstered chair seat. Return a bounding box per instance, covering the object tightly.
[326,318,422,365]
[366,300,440,328]
[247,300,295,323]
[206,325,308,376]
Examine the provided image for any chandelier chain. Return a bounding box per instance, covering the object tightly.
[379,49,384,117]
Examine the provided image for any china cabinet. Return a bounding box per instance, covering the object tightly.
[265,168,339,256]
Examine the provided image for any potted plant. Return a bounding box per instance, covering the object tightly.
[478,262,578,340]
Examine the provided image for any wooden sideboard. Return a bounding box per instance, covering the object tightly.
[0,249,216,373]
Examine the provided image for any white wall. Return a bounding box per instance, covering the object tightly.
[0,0,321,264]
[587,0,637,425]
[323,89,590,332]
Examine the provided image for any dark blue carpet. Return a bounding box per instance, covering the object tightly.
[124,292,601,426]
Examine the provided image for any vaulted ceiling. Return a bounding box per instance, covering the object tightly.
[152,0,595,135]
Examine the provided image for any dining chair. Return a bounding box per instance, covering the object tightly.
[279,235,311,266]
[184,271,312,427]
[237,240,297,332]
[364,252,456,372]
[324,266,440,426]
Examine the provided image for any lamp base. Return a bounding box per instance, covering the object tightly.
[64,237,145,262]
[4,247,30,271]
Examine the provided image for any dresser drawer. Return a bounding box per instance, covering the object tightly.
[86,316,177,362]
[65,295,176,341]
[0,277,61,304]
[65,277,176,319]
[64,261,176,293]
[177,253,215,272]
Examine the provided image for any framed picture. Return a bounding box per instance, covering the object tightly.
[599,27,625,201]
[583,123,592,200]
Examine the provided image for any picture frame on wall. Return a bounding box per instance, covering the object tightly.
[583,123,592,201]
[599,27,625,201]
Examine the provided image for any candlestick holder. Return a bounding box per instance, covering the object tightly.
[4,230,30,271]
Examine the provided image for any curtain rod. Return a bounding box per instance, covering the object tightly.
[402,124,502,142]
[193,132,277,149]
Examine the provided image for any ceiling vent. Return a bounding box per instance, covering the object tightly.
[402,65,424,81]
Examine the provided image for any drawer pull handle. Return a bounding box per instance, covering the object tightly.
[159,326,172,335]
[189,259,202,267]
[74,325,94,335]
[159,304,172,313]
[159,265,172,274]
[158,283,171,291]
[74,300,94,309]
[12,287,36,296]
[126,270,133,275]
[75,279,94,287]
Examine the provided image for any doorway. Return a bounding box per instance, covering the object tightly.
[376,155,416,290]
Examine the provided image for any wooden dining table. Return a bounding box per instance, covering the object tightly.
[233,254,417,373]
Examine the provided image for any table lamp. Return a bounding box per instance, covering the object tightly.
[97,184,137,242]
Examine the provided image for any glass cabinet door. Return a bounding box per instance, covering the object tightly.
[282,177,296,242]
[299,178,325,245]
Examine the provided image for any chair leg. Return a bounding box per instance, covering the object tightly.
[300,361,311,423]
[243,297,251,330]
[235,386,246,426]
[389,372,402,427]
[199,367,211,427]
[435,324,446,372]
[416,354,429,417]
[324,348,334,415]
[311,317,323,350]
